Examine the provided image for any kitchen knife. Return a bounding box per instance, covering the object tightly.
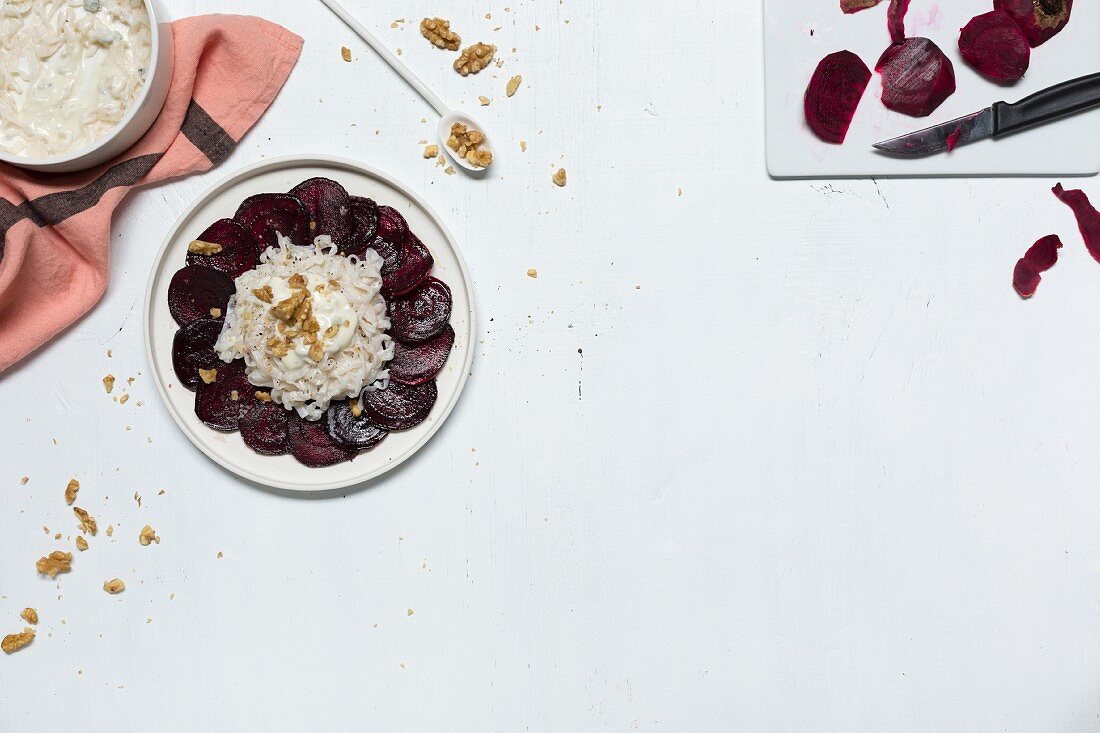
[873,72,1100,157]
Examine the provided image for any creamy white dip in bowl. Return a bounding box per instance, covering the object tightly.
[0,0,173,173]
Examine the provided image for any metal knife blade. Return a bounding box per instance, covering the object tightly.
[872,109,994,157]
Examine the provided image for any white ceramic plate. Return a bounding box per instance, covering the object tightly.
[143,155,475,491]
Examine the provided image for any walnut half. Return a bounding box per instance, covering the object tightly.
[421,17,460,51]
[454,42,496,76]
[36,551,73,578]
[1,628,34,654]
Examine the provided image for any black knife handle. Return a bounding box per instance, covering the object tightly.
[993,73,1100,137]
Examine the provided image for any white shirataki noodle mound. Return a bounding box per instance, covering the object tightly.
[215,235,394,421]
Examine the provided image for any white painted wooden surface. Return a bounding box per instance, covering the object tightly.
[4,1,1100,730]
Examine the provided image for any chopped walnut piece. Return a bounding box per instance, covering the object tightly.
[103,579,125,594]
[252,285,274,303]
[75,536,89,551]
[527,268,538,278]
[454,42,495,76]
[421,17,460,50]
[106,524,114,537]
[255,391,272,402]
[287,273,307,290]
[20,476,28,485]
[102,374,116,393]
[446,122,493,168]
[423,144,439,159]
[272,290,310,324]
[323,325,340,340]
[139,525,159,546]
[187,240,223,255]
[73,507,97,536]
[444,166,456,175]
[198,368,218,385]
[466,148,493,168]
[1,628,34,654]
[479,96,490,106]
[36,551,72,578]
[506,74,522,97]
[209,307,222,318]
[118,393,129,405]
[65,478,80,505]
[308,341,325,362]
[350,401,363,417]
[230,390,240,402]
[340,46,352,62]
[552,168,567,187]
[20,608,37,625]
[520,140,527,152]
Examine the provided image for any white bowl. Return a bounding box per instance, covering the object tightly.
[0,0,174,173]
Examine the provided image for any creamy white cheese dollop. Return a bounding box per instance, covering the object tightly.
[0,0,152,158]
[265,273,360,371]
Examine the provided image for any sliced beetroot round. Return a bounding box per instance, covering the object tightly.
[388,325,455,385]
[325,401,389,451]
[234,193,309,249]
[388,277,452,345]
[288,412,355,467]
[344,196,381,256]
[887,0,911,44]
[383,235,434,297]
[185,219,261,278]
[1013,234,1062,298]
[804,51,872,144]
[994,0,1072,47]
[959,11,1030,82]
[377,205,410,249]
[288,177,352,249]
[194,360,251,432]
[362,381,438,431]
[172,318,224,390]
[369,235,403,275]
[876,38,956,117]
[238,398,291,455]
[168,265,234,327]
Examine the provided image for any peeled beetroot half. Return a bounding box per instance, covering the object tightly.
[288,412,356,467]
[1013,235,1063,298]
[167,264,234,326]
[185,218,261,278]
[325,401,389,451]
[804,51,872,144]
[234,193,309,248]
[876,38,956,117]
[1053,183,1100,263]
[362,381,438,431]
[959,11,1030,82]
[238,398,290,456]
[288,177,352,249]
[388,324,455,385]
[382,235,434,298]
[887,0,911,44]
[344,196,381,256]
[194,361,251,433]
[172,318,224,390]
[994,0,1072,47]
[388,277,452,345]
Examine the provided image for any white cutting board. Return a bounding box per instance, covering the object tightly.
[764,0,1100,178]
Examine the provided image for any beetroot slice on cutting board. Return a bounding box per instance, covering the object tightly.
[288,177,352,249]
[185,219,261,278]
[234,193,310,248]
[804,51,872,145]
[994,0,1072,47]
[876,38,956,117]
[238,398,291,456]
[325,401,389,451]
[344,196,381,256]
[362,381,438,431]
[168,265,234,326]
[382,235,434,297]
[841,0,883,13]
[388,325,455,386]
[388,277,452,345]
[194,360,251,433]
[172,318,224,390]
[288,412,356,467]
[959,11,1030,82]
[1013,235,1063,298]
[887,0,911,44]
[1053,184,1100,263]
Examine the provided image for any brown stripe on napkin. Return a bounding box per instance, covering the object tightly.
[180,100,236,165]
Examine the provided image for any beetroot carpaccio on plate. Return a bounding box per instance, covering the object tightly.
[169,177,456,467]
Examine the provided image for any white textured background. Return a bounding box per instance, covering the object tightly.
[4,1,1100,730]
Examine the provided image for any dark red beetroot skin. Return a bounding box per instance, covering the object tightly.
[876,38,956,117]
[887,0,911,44]
[288,177,352,249]
[168,265,234,327]
[804,51,872,145]
[841,0,883,13]
[388,277,453,345]
[288,412,356,467]
[238,398,291,456]
[234,193,310,248]
[194,360,251,432]
[172,318,224,390]
[1053,184,1100,263]
[185,219,261,278]
[382,235,434,297]
[959,11,1030,82]
[325,400,389,451]
[344,196,381,256]
[388,324,455,386]
[994,0,1073,47]
[362,381,438,431]
[1013,235,1063,298]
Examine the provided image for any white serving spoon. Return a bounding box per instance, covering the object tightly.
[319,0,493,173]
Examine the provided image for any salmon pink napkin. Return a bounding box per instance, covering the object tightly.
[0,15,303,372]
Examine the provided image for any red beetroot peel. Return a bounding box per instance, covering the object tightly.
[994,0,1073,47]
[1053,184,1100,263]
[1013,235,1063,298]
[887,0,911,44]
[841,0,883,13]
[804,51,872,144]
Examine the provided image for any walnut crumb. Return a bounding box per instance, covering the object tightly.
[506,75,522,97]
[20,608,37,625]
[230,390,239,402]
[479,96,490,106]
[444,166,456,175]
[102,374,115,393]
[209,307,222,318]
[350,401,363,417]
[198,368,218,385]
[421,17,460,51]
[423,144,439,159]
[75,536,89,552]
[255,391,272,402]
[106,524,114,537]
[552,168,567,187]
[20,476,29,485]
[73,507,97,536]
[36,551,72,578]
[252,285,274,304]
[527,268,538,278]
[118,393,129,405]
[187,240,223,256]
[340,46,352,62]
[103,579,125,594]
[65,478,79,505]
[1,628,34,654]
[520,140,527,152]
[454,42,495,76]
[139,525,159,546]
